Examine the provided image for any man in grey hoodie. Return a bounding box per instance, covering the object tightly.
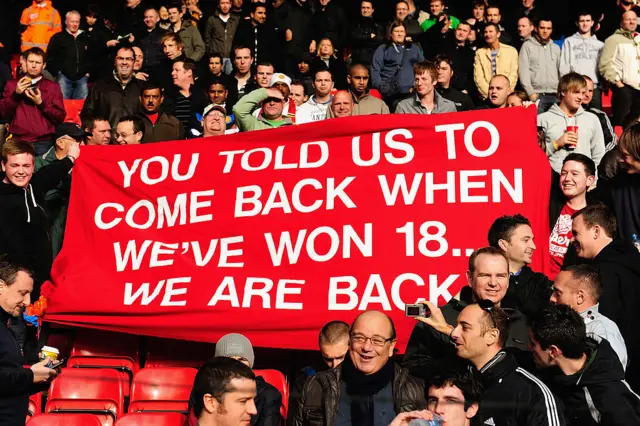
[538,72,604,174]
[560,12,604,111]
[518,17,560,113]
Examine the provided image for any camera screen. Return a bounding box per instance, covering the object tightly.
[406,306,421,316]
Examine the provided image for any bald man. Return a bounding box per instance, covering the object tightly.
[292,311,426,426]
[476,75,510,109]
[329,91,353,118]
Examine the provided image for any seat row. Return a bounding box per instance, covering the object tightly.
[27,412,187,425]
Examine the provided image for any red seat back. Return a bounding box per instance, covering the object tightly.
[115,412,188,426]
[63,99,85,125]
[129,367,198,413]
[602,90,613,117]
[27,414,103,426]
[254,369,289,420]
[70,330,139,373]
[615,126,623,138]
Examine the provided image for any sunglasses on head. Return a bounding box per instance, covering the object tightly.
[478,299,496,328]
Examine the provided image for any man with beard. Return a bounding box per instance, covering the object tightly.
[138,83,183,142]
[326,64,389,118]
[81,46,143,129]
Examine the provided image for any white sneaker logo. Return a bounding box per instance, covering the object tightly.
[484,418,496,426]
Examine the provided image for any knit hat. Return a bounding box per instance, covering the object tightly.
[214,333,255,368]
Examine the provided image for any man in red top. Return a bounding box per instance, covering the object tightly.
[548,153,596,278]
[0,47,65,156]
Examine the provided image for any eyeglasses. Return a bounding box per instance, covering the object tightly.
[478,299,497,328]
[116,56,135,62]
[350,333,394,347]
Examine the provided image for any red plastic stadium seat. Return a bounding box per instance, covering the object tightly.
[28,392,42,417]
[129,367,198,413]
[45,368,125,426]
[115,412,188,425]
[615,126,623,138]
[63,99,85,125]
[602,90,613,117]
[145,337,213,368]
[10,54,20,79]
[27,414,103,426]
[254,369,289,419]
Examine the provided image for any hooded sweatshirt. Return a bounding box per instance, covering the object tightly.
[538,104,605,173]
[599,29,640,89]
[0,157,73,299]
[519,34,561,96]
[559,32,604,84]
[545,337,640,426]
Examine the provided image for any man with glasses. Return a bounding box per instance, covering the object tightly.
[292,310,426,426]
[403,247,530,382]
[234,87,293,131]
[114,115,144,145]
[81,46,143,129]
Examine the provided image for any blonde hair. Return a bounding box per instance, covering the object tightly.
[316,38,337,59]
[557,72,586,100]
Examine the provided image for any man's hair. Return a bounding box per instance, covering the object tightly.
[486,4,501,14]
[467,246,508,276]
[348,62,369,75]
[518,15,533,25]
[116,45,135,59]
[429,362,482,409]
[2,140,35,163]
[434,54,455,72]
[141,81,164,95]
[191,357,256,418]
[529,304,587,360]
[175,58,197,77]
[234,45,254,58]
[161,32,184,49]
[508,91,528,103]
[562,153,596,177]
[256,61,274,70]
[361,0,373,6]
[250,2,266,14]
[167,2,182,12]
[118,115,145,137]
[457,21,472,30]
[208,52,224,62]
[572,204,617,239]
[414,61,438,82]
[65,10,81,20]
[24,47,47,63]
[208,78,229,91]
[477,301,509,347]
[619,122,640,162]
[576,11,593,21]
[560,264,603,301]
[314,68,333,81]
[82,116,110,132]
[487,214,531,248]
[484,23,501,33]
[86,4,103,19]
[0,255,34,285]
[557,72,586,99]
[431,0,445,5]
[536,16,553,26]
[290,80,307,95]
[351,311,397,341]
[318,321,350,346]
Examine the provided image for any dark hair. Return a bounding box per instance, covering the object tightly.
[468,247,508,275]
[387,20,407,43]
[290,80,307,95]
[486,4,501,13]
[477,301,509,347]
[141,81,164,94]
[24,47,47,63]
[208,78,229,91]
[487,214,531,248]
[175,58,197,76]
[0,255,34,285]
[348,62,369,75]
[115,45,136,59]
[484,22,501,33]
[208,52,223,62]
[560,264,603,301]
[167,2,182,12]
[250,2,266,13]
[529,304,587,360]
[572,204,617,239]
[2,140,35,163]
[576,11,593,21]
[118,115,145,137]
[319,321,350,345]
[434,54,455,72]
[428,362,482,410]
[86,4,103,19]
[619,122,640,162]
[314,68,333,81]
[191,357,256,418]
[234,45,254,58]
[535,16,553,26]
[507,91,528,103]
[562,153,596,177]
[255,61,274,70]
[82,116,110,132]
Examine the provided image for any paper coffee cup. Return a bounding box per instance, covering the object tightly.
[40,346,59,361]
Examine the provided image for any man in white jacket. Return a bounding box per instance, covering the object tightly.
[296,69,334,124]
[538,72,604,174]
[560,12,604,110]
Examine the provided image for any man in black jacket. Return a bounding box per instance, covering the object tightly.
[435,22,476,97]
[232,3,285,69]
[139,8,167,76]
[311,0,348,53]
[293,310,426,426]
[571,204,640,391]
[350,0,384,67]
[435,55,474,112]
[529,304,640,424]
[46,10,90,99]
[274,0,313,75]
[0,257,57,426]
[487,214,553,318]
[81,46,143,128]
[403,247,530,382]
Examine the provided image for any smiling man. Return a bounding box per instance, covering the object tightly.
[293,310,426,426]
[488,215,553,317]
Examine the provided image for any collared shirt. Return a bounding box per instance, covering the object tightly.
[581,304,628,369]
[394,90,457,114]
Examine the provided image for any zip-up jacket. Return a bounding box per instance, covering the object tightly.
[81,74,143,128]
[46,30,90,80]
[559,32,604,84]
[0,157,74,299]
[519,35,561,96]
[0,77,65,143]
[599,29,640,89]
[474,43,519,99]
[544,337,640,426]
[475,351,565,426]
[20,0,61,52]
[173,20,205,62]
[371,43,424,96]
[205,12,240,57]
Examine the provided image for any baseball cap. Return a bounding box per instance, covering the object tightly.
[202,104,227,118]
[214,333,255,368]
[270,73,292,90]
[55,122,92,140]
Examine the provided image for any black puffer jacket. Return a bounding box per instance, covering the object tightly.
[350,16,384,66]
[504,266,553,319]
[253,376,282,426]
[45,30,90,80]
[292,363,425,426]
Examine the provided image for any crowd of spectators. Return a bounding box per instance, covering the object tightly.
[2,0,640,425]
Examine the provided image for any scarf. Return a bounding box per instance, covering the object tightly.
[341,354,395,426]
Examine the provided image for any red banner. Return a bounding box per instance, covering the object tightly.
[45,108,550,351]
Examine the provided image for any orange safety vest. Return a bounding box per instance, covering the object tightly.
[20,0,62,52]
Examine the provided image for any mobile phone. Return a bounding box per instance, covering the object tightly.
[47,359,65,369]
[405,304,430,318]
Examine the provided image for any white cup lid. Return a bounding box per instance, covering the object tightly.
[41,346,59,354]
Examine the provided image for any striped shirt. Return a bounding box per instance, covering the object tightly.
[174,92,192,133]
[491,50,499,76]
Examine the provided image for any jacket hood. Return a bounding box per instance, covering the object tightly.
[614,28,636,40]
[594,239,640,276]
[545,103,585,119]
[552,337,625,387]
[0,182,41,224]
[531,34,551,46]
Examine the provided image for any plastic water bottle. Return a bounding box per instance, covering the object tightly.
[632,234,640,252]
[408,414,444,426]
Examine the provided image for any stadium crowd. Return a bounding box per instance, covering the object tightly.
[2,0,640,425]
